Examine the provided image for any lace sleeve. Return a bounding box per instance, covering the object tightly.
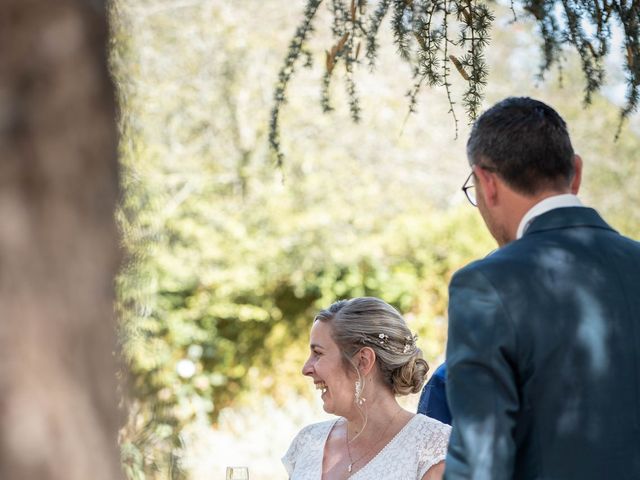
[282,422,320,477]
[417,417,451,478]
[282,428,305,477]
[281,419,337,479]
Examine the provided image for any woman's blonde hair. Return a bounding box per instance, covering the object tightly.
[314,297,429,395]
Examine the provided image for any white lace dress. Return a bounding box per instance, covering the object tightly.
[282,414,451,480]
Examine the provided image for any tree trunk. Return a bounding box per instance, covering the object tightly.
[0,0,123,479]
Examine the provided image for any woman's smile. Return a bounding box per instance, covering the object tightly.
[317,380,332,405]
[315,381,328,398]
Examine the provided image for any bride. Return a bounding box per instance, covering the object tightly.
[283,297,450,479]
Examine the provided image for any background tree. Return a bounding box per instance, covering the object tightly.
[270,0,640,164]
[0,0,123,479]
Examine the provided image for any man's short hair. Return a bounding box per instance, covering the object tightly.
[467,97,575,195]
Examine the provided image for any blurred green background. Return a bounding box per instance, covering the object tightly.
[110,1,640,478]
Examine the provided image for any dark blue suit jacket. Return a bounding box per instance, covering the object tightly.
[445,207,640,480]
[418,363,451,425]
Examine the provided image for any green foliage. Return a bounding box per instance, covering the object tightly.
[271,0,493,163]
[524,0,640,136]
[270,0,324,167]
[271,0,640,164]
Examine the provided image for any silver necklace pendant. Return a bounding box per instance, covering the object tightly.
[348,463,353,473]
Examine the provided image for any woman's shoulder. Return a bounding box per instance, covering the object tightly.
[409,415,451,475]
[298,418,337,434]
[409,415,451,453]
[411,414,452,436]
[291,418,338,446]
[283,418,337,476]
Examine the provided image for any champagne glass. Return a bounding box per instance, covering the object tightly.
[226,466,249,480]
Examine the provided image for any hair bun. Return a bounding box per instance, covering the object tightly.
[391,351,429,395]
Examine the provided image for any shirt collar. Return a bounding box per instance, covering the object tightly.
[516,194,583,239]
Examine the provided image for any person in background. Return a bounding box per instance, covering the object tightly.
[417,362,451,425]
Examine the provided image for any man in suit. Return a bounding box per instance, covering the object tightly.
[444,97,640,479]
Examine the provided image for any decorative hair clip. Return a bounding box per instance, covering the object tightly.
[374,332,418,355]
[403,334,418,353]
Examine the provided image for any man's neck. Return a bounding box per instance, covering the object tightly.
[500,189,575,245]
[515,193,583,239]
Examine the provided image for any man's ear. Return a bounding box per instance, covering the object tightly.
[356,347,376,376]
[570,154,582,195]
[475,165,499,207]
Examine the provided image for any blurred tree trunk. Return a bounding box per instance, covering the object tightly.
[0,0,123,479]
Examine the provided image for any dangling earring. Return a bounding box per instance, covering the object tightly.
[354,378,366,405]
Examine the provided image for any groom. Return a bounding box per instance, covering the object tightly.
[444,97,640,479]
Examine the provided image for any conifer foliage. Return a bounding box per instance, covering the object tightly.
[270,0,640,165]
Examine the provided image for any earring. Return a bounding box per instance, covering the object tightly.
[354,379,366,405]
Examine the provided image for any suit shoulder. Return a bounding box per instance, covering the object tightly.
[452,246,523,281]
[616,231,640,249]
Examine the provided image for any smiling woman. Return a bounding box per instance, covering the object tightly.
[283,297,450,480]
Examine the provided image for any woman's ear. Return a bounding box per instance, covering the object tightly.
[356,347,376,376]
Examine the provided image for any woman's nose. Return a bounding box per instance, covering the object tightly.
[302,357,313,376]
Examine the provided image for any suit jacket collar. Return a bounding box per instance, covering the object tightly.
[517,194,583,239]
[523,207,616,237]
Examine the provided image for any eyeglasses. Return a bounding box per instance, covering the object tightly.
[461,165,497,207]
[462,171,477,206]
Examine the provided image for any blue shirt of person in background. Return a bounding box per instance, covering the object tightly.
[417,362,451,425]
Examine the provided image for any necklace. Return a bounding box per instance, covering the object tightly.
[345,408,403,474]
